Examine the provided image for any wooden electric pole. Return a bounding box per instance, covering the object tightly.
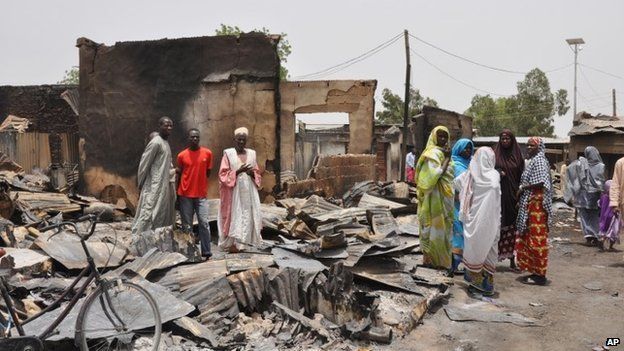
[613,89,617,117]
[401,30,411,181]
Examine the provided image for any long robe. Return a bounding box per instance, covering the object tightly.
[457,147,501,294]
[516,138,553,234]
[609,157,624,237]
[599,180,620,244]
[450,138,474,271]
[493,129,524,260]
[132,135,176,235]
[515,137,552,277]
[416,126,454,269]
[217,147,263,251]
[565,146,605,239]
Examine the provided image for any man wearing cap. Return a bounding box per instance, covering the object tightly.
[217,127,263,253]
[176,128,213,258]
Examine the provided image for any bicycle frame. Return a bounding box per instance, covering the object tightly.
[0,218,114,341]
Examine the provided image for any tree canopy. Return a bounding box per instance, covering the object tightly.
[215,24,292,80]
[375,88,438,124]
[58,66,79,84]
[465,68,569,137]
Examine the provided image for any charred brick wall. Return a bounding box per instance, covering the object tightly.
[411,106,473,156]
[285,154,376,197]
[0,85,78,133]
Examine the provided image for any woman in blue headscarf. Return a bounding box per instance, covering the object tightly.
[450,138,474,274]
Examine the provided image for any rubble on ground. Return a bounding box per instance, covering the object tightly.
[0,155,450,350]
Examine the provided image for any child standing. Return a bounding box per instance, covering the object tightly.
[599,180,620,251]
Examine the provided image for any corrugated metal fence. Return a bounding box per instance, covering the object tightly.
[0,131,79,172]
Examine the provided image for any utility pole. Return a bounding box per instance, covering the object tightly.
[401,30,411,181]
[613,89,617,117]
[566,38,585,120]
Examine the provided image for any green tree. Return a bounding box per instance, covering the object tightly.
[375,88,438,124]
[465,95,505,136]
[466,68,569,136]
[58,66,79,84]
[215,24,292,80]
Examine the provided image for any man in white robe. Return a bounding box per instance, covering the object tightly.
[217,127,263,252]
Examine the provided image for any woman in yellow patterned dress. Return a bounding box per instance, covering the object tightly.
[416,126,454,269]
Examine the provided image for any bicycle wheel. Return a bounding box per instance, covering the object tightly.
[75,280,161,351]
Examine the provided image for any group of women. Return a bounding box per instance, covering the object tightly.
[416,126,553,296]
[564,146,620,251]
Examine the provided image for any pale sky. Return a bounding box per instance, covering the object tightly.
[2,0,623,137]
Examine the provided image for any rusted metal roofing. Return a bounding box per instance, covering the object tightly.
[569,113,624,136]
[106,247,188,278]
[0,131,79,173]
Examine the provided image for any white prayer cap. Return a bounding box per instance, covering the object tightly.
[234,127,249,136]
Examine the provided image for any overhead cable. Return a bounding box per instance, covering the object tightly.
[410,48,513,97]
[292,32,403,80]
[579,63,624,81]
[408,33,573,75]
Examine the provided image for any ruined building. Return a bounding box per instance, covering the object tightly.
[77,34,378,202]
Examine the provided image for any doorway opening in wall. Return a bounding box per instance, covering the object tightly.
[294,112,349,180]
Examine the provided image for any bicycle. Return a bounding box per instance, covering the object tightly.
[0,214,162,351]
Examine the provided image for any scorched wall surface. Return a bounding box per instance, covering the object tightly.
[77,34,280,201]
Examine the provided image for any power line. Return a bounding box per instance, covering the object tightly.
[579,63,624,80]
[292,32,403,80]
[578,67,612,105]
[578,91,613,111]
[410,48,513,97]
[545,63,574,74]
[408,34,525,74]
[408,33,573,75]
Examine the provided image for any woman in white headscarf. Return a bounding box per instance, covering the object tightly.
[218,127,263,253]
[456,147,501,296]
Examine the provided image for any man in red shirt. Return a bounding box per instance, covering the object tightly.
[177,128,213,258]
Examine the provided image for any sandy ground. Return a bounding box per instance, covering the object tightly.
[381,210,624,351]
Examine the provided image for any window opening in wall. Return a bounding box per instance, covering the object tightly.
[294,112,349,179]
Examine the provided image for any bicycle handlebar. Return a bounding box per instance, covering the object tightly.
[39,214,98,240]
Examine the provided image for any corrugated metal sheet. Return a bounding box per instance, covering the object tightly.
[0,132,79,172]
[15,132,50,172]
[0,133,16,159]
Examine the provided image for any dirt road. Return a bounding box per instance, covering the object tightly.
[388,210,624,351]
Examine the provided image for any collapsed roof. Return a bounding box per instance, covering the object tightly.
[569,111,624,136]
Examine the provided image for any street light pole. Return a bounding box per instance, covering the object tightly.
[566,38,585,120]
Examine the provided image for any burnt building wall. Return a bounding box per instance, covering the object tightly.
[0,85,78,133]
[410,105,473,156]
[280,80,377,182]
[77,34,280,201]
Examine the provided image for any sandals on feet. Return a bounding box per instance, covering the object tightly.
[520,275,547,286]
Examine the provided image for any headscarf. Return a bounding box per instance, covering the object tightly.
[516,137,553,233]
[493,129,524,181]
[451,138,474,178]
[459,147,500,223]
[415,126,452,181]
[458,147,501,274]
[579,146,606,193]
[493,129,525,227]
